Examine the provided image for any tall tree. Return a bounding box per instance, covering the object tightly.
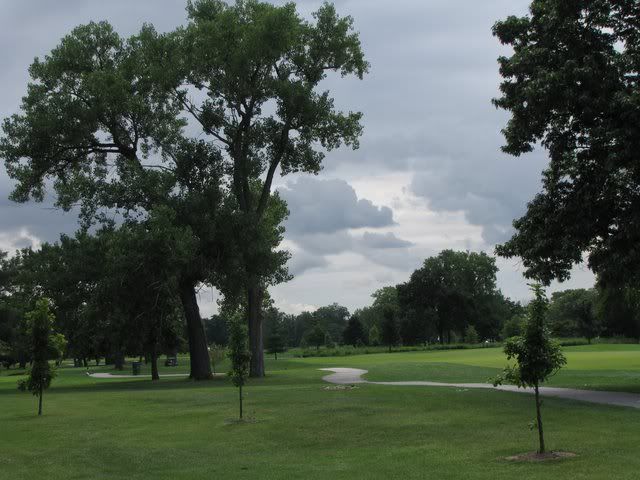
[158,0,368,376]
[397,250,500,344]
[493,1,640,288]
[342,315,365,347]
[494,285,566,454]
[596,284,640,341]
[266,319,286,360]
[18,298,57,416]
[381,307,400,353]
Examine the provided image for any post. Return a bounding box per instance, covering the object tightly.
[534,383,545,454]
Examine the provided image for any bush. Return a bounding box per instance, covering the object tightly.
[464,325,479,344]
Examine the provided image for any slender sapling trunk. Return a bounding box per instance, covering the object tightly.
[534,383,545,454]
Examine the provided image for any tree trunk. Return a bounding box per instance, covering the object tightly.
[150,348,159,381]
[534,383,545,454]
[38,385,43,416]
[247,283,265,378]
[239,384,243,420]
[179,281,212,380]
[114,351,125,371]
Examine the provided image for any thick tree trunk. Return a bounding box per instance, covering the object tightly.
[534,383,545,454]
[114,351,125,371]
[179,281,213,380]
[150,346,159,381]
[247,283,265,377]
[38,386,43,416]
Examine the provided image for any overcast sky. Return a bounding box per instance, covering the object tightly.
[0,0,595,316]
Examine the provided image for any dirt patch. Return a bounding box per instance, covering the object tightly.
[504,451,577,462]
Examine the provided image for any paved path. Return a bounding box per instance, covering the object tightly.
[88,372,191,378]
[320,368,640,409]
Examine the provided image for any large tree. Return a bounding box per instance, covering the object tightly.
[493,1,640,287]
[547,289,601,342]
[153,0,368,376]
[0,20,266,379]
[397,250,500,344]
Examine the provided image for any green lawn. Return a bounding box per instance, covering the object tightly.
[1,344,639,479]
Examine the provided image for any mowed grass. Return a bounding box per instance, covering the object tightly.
[0,344,639,479]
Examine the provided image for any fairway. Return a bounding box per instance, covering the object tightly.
[1,344,639,479]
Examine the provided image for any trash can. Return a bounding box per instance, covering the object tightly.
[132,361,142,375]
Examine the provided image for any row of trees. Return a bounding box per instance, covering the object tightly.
[203,250,524,353]
[0,0,368,378]
[215,254,640,357]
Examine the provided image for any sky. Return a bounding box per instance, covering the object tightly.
[0,0,595,316]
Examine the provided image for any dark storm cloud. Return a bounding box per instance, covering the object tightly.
[279,177,394,235]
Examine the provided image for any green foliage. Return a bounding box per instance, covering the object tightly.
[368,324,381,346]
[209,343,226,375]
[304,323,326,350]
[464,325,479,344]
[49,333,68,366]
[494,285,566,388]
[227,315,251,389]
[17,298,57,415]
[266,320,286,359]
[595,284,640,341]
[547,289,601,341]
[494,284,566,453]
[381,307,400,350]
[342,315,366,347]
[493,1,640,285]
[501,315,525,340]
[398,250,503,343]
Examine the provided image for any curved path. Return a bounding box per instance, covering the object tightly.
[320,368,640,409]
[88,372,190,379]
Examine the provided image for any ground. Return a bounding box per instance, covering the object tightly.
[1,344,639,479]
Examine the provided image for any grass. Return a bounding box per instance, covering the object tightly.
[0,344,639,479]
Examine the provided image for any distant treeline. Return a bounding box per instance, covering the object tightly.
[206,250,640,352]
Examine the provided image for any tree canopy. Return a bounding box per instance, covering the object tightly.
[493,1,640,286]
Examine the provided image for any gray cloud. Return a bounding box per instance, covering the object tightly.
[287,250,329,276]
[280,177,394,235]
[360,232,413,249]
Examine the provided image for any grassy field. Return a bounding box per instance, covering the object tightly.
[1,344,639,479]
